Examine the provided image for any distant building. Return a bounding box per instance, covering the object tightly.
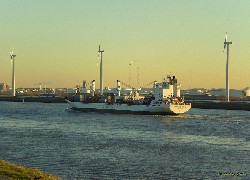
[242,87,250,97]
[183,88,245,97]
[0,83,7,92]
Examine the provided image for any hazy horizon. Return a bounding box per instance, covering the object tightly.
[1,0,250,89]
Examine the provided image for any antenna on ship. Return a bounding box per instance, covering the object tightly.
[137,66,139,89]
[98,45,104,96]
[10,48,16,96]
[129,61,133,87]
[224,32,232,102]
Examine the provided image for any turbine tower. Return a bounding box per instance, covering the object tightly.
[224,33,232,102]
[10,49,16,96]
[98,45,104,96]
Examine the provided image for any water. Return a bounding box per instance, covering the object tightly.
[0,102,249,179]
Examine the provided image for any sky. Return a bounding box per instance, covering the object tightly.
[0,0,250,89]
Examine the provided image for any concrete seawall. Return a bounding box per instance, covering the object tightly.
[190,101,250,111]
[0,96,66,103]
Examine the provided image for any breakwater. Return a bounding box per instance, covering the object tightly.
[190,101,250,111]
[0,96,66,103]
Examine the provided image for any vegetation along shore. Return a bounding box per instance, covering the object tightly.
[0,160,61,180]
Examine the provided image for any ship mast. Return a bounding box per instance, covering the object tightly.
[98,45,104,96]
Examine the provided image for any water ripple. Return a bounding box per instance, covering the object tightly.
[0,102,249,179]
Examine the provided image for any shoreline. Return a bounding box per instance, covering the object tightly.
[188,101,250,111]
[0,159,61,180]
[0,96,66,103]
[0,96,250,111]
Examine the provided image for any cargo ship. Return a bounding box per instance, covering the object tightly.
[66,45,191,115]
[66,76,191,115]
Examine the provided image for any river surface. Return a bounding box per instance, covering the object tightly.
[0,102,249,179]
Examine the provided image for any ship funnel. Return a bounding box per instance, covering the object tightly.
[91,80,95,96]
[82,80,87,88]
[172,77,178,97]
[153,81,157,95]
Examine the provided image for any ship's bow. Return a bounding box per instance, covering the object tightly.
[169,103,191,114]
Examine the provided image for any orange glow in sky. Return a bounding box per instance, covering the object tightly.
[0,0,250,89]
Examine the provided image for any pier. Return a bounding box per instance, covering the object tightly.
[189,101,250,111]
[0,96,66,103]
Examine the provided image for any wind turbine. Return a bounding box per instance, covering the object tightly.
[98,45,104,96]
[224,33,232,102]
[10,48,16,96]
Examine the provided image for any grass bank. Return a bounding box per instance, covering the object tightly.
[0,160,61,180]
